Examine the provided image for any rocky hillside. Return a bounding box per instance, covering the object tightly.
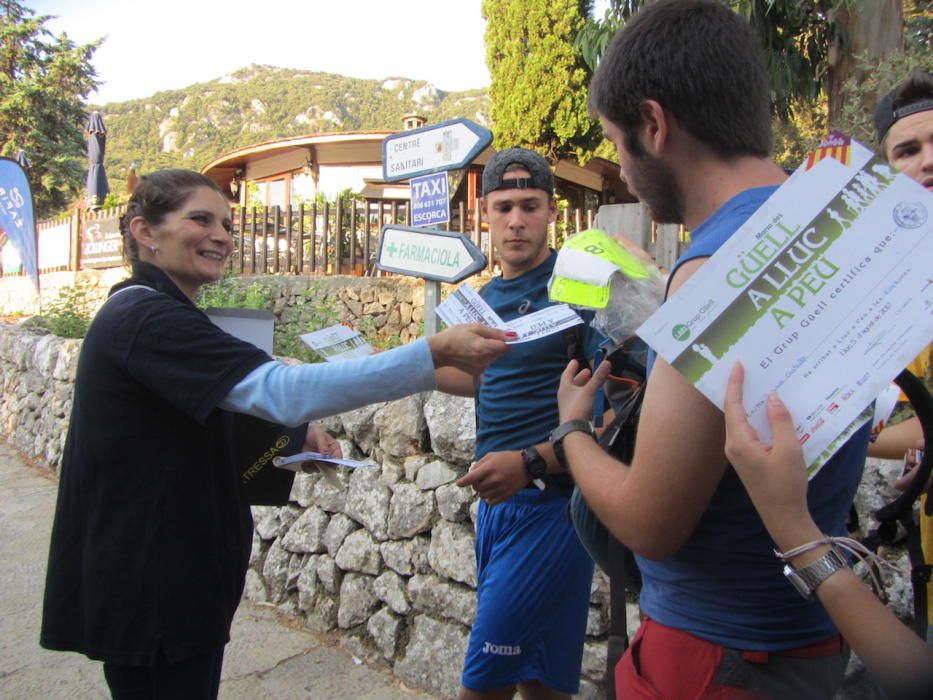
[96,65,491,185]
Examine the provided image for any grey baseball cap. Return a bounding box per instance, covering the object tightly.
[482,147,554,196]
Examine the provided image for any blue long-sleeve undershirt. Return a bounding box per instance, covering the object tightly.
[219,338,437,426]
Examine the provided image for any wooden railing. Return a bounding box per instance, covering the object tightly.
[227,198,600,277]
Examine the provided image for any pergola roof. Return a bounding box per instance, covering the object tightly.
[201,131,635,203]
[202,131,393,193]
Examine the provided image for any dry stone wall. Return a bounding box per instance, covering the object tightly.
[241,274,431,347]
[0,322,617,699]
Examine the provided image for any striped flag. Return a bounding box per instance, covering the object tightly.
[805,131,853,170]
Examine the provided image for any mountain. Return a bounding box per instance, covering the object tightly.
[97,65,491,184]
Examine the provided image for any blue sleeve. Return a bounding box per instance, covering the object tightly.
[219,339,437,426]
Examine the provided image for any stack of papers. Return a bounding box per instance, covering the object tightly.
[273,452,376,488]
[436,284,584,343]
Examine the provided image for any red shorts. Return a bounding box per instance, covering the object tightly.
[615,618,847,700]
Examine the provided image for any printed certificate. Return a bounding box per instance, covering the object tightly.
[637,142,932,473]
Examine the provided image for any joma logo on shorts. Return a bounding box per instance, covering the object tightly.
[482,642,521,656]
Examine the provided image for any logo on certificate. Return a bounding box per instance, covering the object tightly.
[893,201,927,229]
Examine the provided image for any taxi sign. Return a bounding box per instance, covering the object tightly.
[376,225,486,283]
[382,118,492,182]
[410,172,450,227]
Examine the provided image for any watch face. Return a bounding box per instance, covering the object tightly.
[783,564,812,599]
[525,446,547,479]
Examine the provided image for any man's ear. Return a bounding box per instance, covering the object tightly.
[479,197,488,217]
[547,196,558,225]
[639,99,670,156]
[128,215,156,252]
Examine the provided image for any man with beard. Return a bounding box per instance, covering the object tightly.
[552,1,870,697]
[436,147,602,700]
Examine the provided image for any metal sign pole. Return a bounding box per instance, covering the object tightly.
[424,280,441,336]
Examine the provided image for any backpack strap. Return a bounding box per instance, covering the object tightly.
[594,359,647,698]
[906,519,931,639]
[605,534,630,700]
[870,368,933,638]
[875,370,933,522]
[562,325,590,368]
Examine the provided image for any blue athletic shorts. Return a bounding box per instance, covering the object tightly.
[461,487,594,693]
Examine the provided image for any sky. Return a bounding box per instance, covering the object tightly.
[28,0,499,104]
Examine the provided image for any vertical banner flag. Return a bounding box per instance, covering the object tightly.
[0,158,38,290]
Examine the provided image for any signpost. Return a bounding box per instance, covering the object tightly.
[379,117,492,335]
[376,225,486,283]
[376,225,487,334]
[382,118,492,182]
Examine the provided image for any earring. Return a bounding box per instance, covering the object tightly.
[150,245,156,253]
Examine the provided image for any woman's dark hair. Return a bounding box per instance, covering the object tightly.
[121,169,225,262]
[589,0,772,159]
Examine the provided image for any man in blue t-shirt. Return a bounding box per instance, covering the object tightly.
[553,2,870,698]
[436,147,602,700]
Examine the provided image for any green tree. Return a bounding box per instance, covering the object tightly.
[574,1,926,167]
[835,49,933,148]
[482,0,600,161]
[0,1,100,218]
[575,1,906,123]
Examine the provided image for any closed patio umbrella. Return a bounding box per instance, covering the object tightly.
[126,161,139,195]
[86,111,109,210]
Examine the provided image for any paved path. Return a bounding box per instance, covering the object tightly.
[0,441,438,700]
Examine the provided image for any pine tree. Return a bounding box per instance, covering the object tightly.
[482,0,600,162]
[0,1,100,217]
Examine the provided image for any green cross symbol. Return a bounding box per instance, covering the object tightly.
[386,242,398,256]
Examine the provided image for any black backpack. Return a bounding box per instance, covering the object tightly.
[860,369,933,640]
[567,334,648,700]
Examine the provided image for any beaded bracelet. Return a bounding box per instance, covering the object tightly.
[775,535,889,598]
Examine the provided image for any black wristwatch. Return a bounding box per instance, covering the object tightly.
[549,419,596,469]
[521,445,548,480]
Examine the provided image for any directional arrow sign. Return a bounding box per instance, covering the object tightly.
[382,118,492,182]
[376,225,486,283]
